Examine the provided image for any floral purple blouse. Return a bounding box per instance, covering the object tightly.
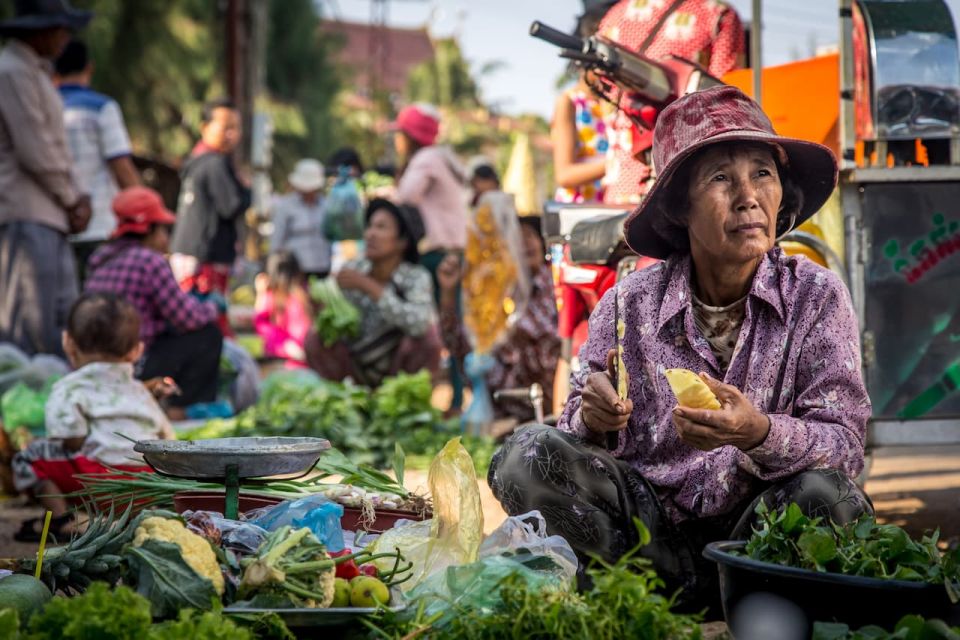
[558,248,870,524]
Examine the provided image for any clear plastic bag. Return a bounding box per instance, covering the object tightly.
[479,510,578,581]
[0,344,29,394]
[248,496,346,552]
[221,339,260,412]
[371,438,483,590]
[404,552,571,631]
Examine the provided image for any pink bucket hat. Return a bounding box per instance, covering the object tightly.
[624,85,838,260]
[392,103,441,146]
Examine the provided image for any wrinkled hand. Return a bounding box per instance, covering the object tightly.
[672,373,770,452]
[144,377,181,400]
[68,195,92,234]
[581,349,633,441]
[436,254,462,294]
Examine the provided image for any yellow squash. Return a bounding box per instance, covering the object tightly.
[663,368,721,410]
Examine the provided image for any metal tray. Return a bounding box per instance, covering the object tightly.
[224,602,406,628]
[133,437,330,480]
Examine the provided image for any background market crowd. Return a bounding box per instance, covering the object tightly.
[0,0,786,571]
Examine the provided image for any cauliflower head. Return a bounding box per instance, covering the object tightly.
[133,516,225,594]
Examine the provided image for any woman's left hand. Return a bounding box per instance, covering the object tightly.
[671,373,770,452]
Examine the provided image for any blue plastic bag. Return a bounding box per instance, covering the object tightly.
[250,495,345,552]
[322,167,364,241]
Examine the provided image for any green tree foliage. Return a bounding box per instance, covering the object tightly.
[73,0,221,160]
[406,38,480,109]
[264,0,344,181]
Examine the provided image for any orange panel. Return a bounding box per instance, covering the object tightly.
[723,53,840,156]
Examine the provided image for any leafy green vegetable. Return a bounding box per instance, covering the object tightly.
[745,502,960,600]
[123,539,220,618]
[309,276,360,346]
[147,608,253,640]
[813,614,960,639]
[24,582,255,640]
[27,582,152,640]
[0,609,20,639]
[370,519,702,639]
[180,369,498,473]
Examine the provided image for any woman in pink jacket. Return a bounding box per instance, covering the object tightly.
[393,103,469,412]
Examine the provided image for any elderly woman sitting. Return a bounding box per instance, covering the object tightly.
[488,86,872,603]
[305,199,442,387]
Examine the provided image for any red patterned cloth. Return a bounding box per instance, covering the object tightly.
[599,0,745,205]
[178,262,233,336]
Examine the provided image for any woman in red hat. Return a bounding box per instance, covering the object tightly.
[85,186,223,418]
[488,86,872,608]
[393,103,470,413]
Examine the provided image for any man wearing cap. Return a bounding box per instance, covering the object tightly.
[170,97,251,335]
[86,187,222,418]
[270,158,331,279]
[489,86,871,606]
[0,0,93,356]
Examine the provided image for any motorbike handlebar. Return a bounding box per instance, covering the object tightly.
[529,21,584,52]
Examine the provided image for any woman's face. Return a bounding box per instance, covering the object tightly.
[143,225,171,254]
[520,223,545,273]
[685,145,783,267]
[393,131,411,159]
[364,209,407,262]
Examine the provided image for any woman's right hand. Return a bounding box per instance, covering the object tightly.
[581,349,633,436]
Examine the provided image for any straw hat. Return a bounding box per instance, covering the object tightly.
[624,85,838,260]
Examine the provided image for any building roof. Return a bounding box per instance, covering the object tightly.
[322,20,435,95]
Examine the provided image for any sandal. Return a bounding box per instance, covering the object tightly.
[13,513,74,543]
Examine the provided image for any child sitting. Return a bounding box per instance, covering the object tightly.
[254,251,312,367]
[12,292,175,541]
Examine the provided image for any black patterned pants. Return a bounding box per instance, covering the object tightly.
[488,425,872,608]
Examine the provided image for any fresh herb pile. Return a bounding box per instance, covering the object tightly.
[745,502,960,600]
[182,370,497,473]
[3,582,257,640]
[368,521,703,640]
[309,276,361,347]
[813,614,960,640]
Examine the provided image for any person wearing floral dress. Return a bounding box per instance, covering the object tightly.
[598,0,745,205]
[489,87,872,608]
[551,3,613,204]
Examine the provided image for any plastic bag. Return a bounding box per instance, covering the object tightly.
[249,496,346,552]
[221,339,260,412]
[182,510,267,554]
[1,378,58,433]
[0,345,68,396]
[479,510,578,581]
[0,344,28,394]
[371,438,483,590]
[405,552,570,631]
[322,168,364,241]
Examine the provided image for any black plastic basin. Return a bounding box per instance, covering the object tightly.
[703,540,960,636]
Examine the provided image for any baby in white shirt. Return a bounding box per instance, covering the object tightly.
[12,292,175,541]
